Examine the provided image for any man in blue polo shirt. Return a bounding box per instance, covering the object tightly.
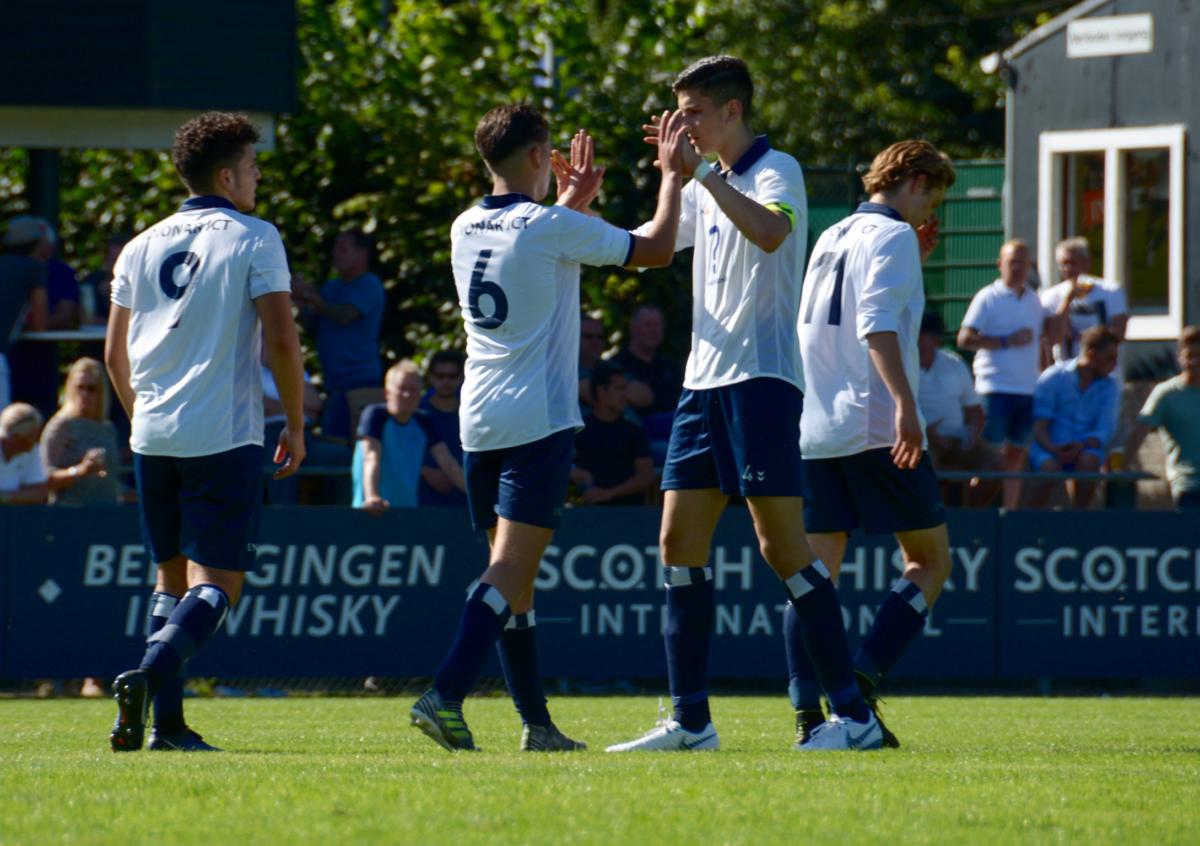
[293,229,385,439]
[1028,325,1120,509]
[354,359,462,513]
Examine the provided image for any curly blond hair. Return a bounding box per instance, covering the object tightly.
[862,140,956,196]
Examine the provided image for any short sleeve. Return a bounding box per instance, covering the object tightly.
[550,207,634,268]
[755,158,806,235]
[1039,285,1061,313]
[357,404,389,441]
[961,287,988,332]
[342,275,385,319]
[39,415,68,469]
[248,225,292,300]
[22,450,47,486]
[629,421,651,459]
[955,355,980,406]
[110,242,134,308]
[632,181,699,257]
[857,225,921,339]
[1138,382,1168,428]
[1106,284,1129,317]
[414,410,443,448]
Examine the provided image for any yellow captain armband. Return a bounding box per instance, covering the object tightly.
[764,201,796,232]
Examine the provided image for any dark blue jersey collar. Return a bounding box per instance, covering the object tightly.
[855,201,905,223]
[715,135,771,177]
[481,193,535,209]
[179,195,237,212]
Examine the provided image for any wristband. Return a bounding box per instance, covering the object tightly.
[692,159,713,183]
[68,465,79,478]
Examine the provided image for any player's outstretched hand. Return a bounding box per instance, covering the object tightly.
[891,403,924,470]
[917,216,940,262]
[553,129,605,212]
[273,424,307,479]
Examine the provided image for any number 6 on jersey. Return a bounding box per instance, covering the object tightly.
[468,249,508,329]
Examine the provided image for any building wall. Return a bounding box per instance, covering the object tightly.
[1008,0,1198,363]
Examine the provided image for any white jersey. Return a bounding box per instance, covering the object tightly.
[1040,276,1127,362]
[961,280,1049,395]
[450,194,633,452]
[799,203,925,459]
[639,138,807,391]
[110,196,291,457]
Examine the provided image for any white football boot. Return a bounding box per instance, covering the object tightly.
[793,712,883,751]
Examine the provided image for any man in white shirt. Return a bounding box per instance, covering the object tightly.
[797,140,956,750]
[409,103,688,753]
[917,311,997,505]
[1041,237,1128,364]
[957,240,1056,509]
[607,56,878,755]
[105,112,307,753]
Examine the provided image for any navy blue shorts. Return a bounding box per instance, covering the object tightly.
[661,377,805,497]
[981,392,1034,447]
[464,428,574,532]
[134,444,264,571]
[803,448,945,536]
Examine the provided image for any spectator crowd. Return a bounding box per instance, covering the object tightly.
[2,212,1196,514]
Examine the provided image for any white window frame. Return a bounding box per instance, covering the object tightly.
[1038,124,1185,341]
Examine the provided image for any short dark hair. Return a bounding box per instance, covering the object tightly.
[1080,325,1120,353]
[920,310,945,338]
[428,349,465,374]
[673,56,754,122]
[474,104,549,170]
[862,140,956,195]
[171,112,260,194]
[337,228,374,254]
[1180,326,1200,348]
[591,361,625,392]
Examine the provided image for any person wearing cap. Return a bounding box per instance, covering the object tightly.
[5,216,80,417]
[0,218,50,408]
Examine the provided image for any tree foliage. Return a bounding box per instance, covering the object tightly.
[0,0,1069,372]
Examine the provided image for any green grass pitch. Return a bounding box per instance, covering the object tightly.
[2,695,1198,844]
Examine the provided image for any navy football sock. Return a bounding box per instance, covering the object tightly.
[664,566,714,732]
[783,562,868,723]
[497,612,551,727]
[854,577,929,687]
[145,592,186,733]
[139,584,229,694]
[783,603,822,711]
[433,584,511,705]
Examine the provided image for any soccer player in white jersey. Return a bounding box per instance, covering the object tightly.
[795,140,956,749]
[409,104,690,752]
[105,113,306,752]
[607,56,881,754]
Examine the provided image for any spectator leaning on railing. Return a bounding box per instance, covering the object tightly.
[1125,326,1200,511]
[917,311,998,505]
[39,357,122,505]
[1027,325,1121,509]
[570,362,656,505]
[353,359,464,515]
[0,402,105,504]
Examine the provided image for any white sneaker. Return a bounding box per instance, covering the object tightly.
[793,713,883,751]
[606,718,719,752]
